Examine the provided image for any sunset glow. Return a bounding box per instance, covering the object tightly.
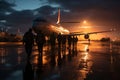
[83,20,87,24]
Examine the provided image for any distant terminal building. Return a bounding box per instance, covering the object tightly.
[0,30,23,42]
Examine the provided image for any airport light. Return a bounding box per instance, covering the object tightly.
[83,20,87,24]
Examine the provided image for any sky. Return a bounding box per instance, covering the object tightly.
[0,0,120,40]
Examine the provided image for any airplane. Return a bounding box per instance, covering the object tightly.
[32,8,70,35]
[32,8,115,42]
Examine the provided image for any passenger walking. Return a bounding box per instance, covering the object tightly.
[62,35,67,48]
[62,35,67,59]
[50,32,56,48]
[23,28,34,60]
[67,35,72,49]
[57,33,62,66]
[49,32,56,66]
[57,33,62,48]
[74,36,78,47]
[35,30,46,67]
[36,31,46,55]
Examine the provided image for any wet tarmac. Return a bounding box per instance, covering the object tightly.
[0,41,120,80]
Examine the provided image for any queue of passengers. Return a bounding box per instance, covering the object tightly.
[22,29,78,80]
[23,29,78,69]
[23,29,78,60]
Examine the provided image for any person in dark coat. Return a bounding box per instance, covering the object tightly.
[57,33,62,48]
[67,35,72,48]
[23,28,34,59]
[35,30,46,68]
[49,32,56,66]
[50,32,56,47]
[35,30,46,55]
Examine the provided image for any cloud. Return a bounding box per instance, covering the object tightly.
[1,4,58,33]
[0,0,15,24]
[0,13,6,20]
[36,5,56,16]
[34,5,61,24]
[0,0,15,12]
[0,0,16,32]
[6,10,35,33]
[46,0,120,26]
[0,0,16,20]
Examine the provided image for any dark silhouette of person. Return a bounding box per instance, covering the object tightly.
[50,32,56,47]
[67,35,72,49]
[68,48,72,62]
[62,35,67,47]
[23,60,34,80]
[57,33,62,48]
[49,32,56,66]
[23,28,34,59]
[74,36,78,51]
[35,30,46,68]
[71,36,75,56]
[57,33,62,66]
[61,35,67,59]
[36,31,46,54]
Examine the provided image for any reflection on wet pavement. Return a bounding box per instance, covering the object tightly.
[1,41,120,80]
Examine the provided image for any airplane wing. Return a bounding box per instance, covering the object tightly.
[87,29,115,34]
[63,29,115,36]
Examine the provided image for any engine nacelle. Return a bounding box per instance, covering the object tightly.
[84,34,89,39]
